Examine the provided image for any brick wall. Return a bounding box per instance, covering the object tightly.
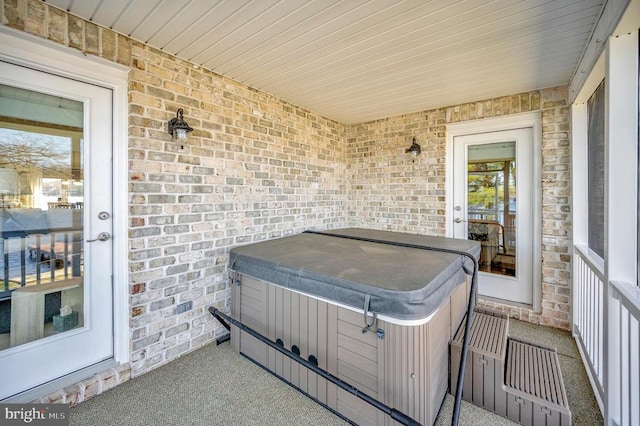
[347,109,449,235]
[125,42,348,376]
[346,88,572,330]
[1,0,572,406]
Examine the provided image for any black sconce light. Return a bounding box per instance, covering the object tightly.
[168,108,193,141]
[405,137,421,157]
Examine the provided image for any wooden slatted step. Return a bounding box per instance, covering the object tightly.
[450,308,509,414]
[504,337,572,425]
[452,307,509,356]
[449,309,572,425]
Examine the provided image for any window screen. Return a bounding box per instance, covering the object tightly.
[587,80,605,259]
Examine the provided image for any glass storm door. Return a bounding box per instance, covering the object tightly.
[0,61,113,399]
[453,128,534,305]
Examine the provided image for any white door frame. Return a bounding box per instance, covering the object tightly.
[446,112,542,311]
[0,28,129,365]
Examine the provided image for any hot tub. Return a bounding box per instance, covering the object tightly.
[227,228,480,425]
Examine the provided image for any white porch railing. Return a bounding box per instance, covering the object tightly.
[573,245,640,426]
[608,280,640,426]
[573,246,605,409]
[1,229,83,299]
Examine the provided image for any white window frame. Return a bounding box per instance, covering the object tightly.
[572,55,607,273]
[571,27,639,283]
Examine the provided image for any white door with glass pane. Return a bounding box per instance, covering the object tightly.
[0,61,113,399]
[452,128,536,305]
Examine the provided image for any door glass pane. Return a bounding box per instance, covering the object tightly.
[0,84,84,349]
[466,142,516,277]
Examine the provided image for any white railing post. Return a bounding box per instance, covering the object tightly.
[608,281,640,426]
[605,27,639,426]
[607,284,620,425]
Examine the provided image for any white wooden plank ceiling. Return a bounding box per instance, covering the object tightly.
[44,0,605,124]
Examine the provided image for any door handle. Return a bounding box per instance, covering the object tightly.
[454,218,467,223]
[86,232,111,242]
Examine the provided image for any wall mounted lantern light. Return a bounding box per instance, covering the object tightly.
[168,108,193,141]
[405,137,421,157]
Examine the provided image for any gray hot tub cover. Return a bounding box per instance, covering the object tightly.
[229,228,480,321]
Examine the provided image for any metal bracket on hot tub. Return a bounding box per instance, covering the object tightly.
[362,294,379,334]
[229,269,241,286]
[210,307,232,345]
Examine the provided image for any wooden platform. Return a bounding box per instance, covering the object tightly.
[450,308,572,425]
[505,337,571,425]
[450,308,509,414]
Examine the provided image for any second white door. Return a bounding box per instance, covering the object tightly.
[452,128,536,305]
